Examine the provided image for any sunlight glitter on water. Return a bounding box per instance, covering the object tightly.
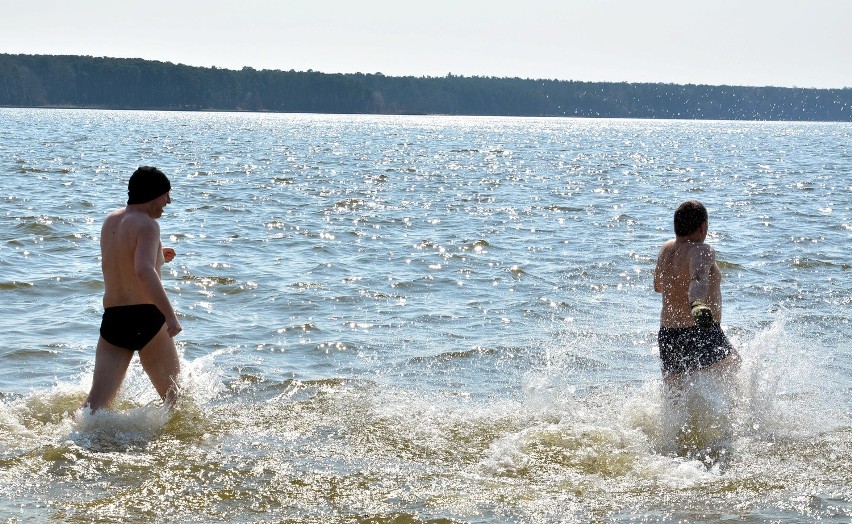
[0,110,849,522]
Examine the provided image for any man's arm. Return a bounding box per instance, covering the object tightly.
[687,244,715,327]
[135,221,182,337]
[653,248,664,293]
[687,244,714,302]
[653,241,672,293]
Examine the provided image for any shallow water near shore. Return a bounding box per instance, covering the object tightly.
[0,108,849,523]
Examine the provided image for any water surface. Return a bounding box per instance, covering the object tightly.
[0,109,849,523]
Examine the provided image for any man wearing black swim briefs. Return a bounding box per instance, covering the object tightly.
[81,166,182,412]
[654,200,739,382]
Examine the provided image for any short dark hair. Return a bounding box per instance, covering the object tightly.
[673,200,707,236]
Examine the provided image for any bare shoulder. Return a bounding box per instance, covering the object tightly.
[127,208,160,231]
[103,207,124,224]
[657,239,677,256]
[102,208,159,238]
[101,208,125,234]
[689,242,716,269]
[132,214,161,245]
[693,242,716,258]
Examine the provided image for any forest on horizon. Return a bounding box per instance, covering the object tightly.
[1,54,850,121]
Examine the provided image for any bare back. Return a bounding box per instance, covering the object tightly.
[654,239,723,328]
[101,207,165,308]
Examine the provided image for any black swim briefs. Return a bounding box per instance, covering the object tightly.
[100,304,166,351]
[658,323,734,374]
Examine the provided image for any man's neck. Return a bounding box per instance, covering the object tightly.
[676,232,704,243]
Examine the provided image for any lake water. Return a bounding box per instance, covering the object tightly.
[0,108,849,523]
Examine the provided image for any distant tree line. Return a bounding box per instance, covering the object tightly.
[1,54,850,121]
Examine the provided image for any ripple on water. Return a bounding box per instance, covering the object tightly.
[0,111,849,523]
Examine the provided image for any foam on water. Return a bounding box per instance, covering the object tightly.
[0,347,224,457]
[3,316,848,523]
[735,317,846,438]
[2,111,850,522]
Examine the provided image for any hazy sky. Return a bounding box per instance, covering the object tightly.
[2,0,850,88]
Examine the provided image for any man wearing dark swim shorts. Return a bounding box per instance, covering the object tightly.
[81,166,183,412]
[100,304,167,352]
[653,200,739,380]
[658,323,735,375]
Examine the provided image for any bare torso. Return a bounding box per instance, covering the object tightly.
[84,188,181,413]
[654,238,723,328]
[100,207,165,308]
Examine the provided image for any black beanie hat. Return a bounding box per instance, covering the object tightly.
[127,166,171,205]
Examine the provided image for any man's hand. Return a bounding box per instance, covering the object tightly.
[690,300,714,328]
[166,315,183,338]
[163,247,176,263]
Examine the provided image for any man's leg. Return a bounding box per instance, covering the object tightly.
[82,338,134,412]
[138,325,181,407]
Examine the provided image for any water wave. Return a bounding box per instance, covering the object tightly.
[2,319,847,521]
[1,110,850,522]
